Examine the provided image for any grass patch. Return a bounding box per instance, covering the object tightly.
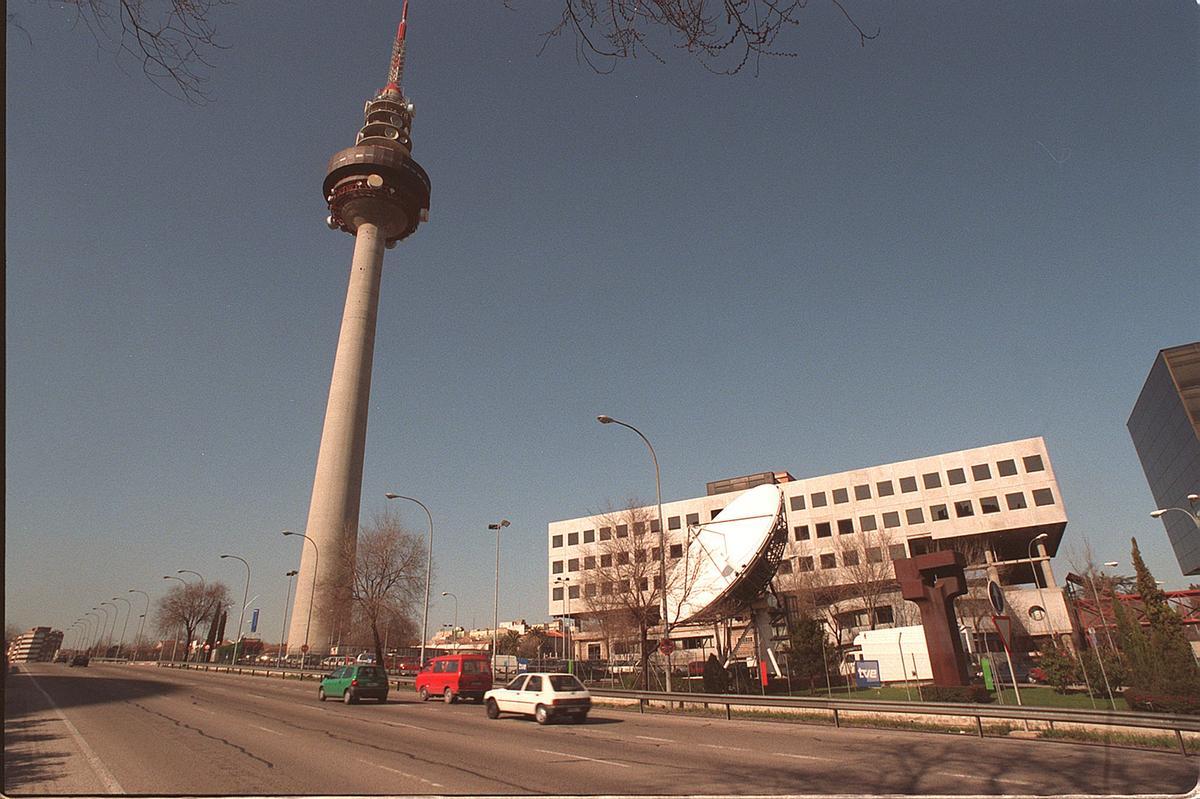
[1038,727,1197,754]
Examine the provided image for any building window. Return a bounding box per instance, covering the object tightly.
[583,529,595,543]
[668,516,681,530]
[711,509,723,520]
[843,549,860,566]
[874,606,895,625]
[877,480,895,497]
[980,496,1001,514]
[639,577,649,591]
[600,554,612,567]
[777,559,793,575]
[854,484,872,501]
[617,579,629,592]
[634,549,646,563]
[552,561,563,574]
[972,463,992,481]
[909,537,934,555]
[947,468,966,485]
[569,585,580,599]
[568,558,579,571]
[601,582,614,595]
[889,544,907,560]
[686,513,699,526]
[1006,492,1027,510]
[647,520,658,534]
[867,546,883,563]
[798,556,814,572]
[900,476,918,493]
[616,552,629,565]
[833,488,849,504]
[615,525,628,538]
[930,504,949,521]
[1032,488,1055,506]
[669,543,683,558]
[859,515,877,531]
[997,459,1018,477]
[584,555,596,569]
[795,525,810,541]
[816,522,832,538]
[584,583,597,598]
[599,527,612,541]
[552,587,563,601]
[1023,454,1045,472]
[954,500,975,518]
[837,518,855,535]
[789,495,806,511]
[552,535,563,548]
[906,507,924,525]
[811,491,828,508]
[568,531,579,545]
[923,472,942,489]
[820,553,837,570]
[651,546,661,561]
[882,511,901,528]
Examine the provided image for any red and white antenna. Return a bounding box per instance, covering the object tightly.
[384,0,409,95]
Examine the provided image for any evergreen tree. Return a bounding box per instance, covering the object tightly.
[702,653,728,693]
[1038,643,1077,694]
[1113,592,1152,689]
[787,612,828,690]
[1129,537,1200,697]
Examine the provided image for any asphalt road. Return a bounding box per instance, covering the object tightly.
[4,661,1197,796]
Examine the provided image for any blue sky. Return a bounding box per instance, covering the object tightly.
[6,2,1198,639]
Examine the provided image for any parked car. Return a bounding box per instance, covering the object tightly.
[355,652,376,664]
[484,672,591,724]
[69,654,90,667]
[54,653,69,663]
[318,664,390,704]
[415,653,493,703]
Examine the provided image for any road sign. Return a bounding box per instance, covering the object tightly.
[991,615,1012,650]
[659,639,675,655]
[300,644,309,653]
[988,580,1005,614]
[250,608,259,634]
[855,660,882,688]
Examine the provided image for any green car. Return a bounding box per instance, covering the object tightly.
[318,664,390,704]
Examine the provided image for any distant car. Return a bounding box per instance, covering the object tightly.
[484,672,591,724]
[355,652,376,664]
[55,653,69,663]
[318,664,390,704]
[69,654,90,667]
[415,653,493,704]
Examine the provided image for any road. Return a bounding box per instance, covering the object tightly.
[5,661,1197,795]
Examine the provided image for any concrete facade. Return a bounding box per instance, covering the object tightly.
[1128,342,1200,576]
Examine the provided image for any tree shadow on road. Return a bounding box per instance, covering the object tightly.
[6,670,182,717]
[2,717,72,794]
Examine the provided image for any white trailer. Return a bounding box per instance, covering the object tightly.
[850,626,933,683]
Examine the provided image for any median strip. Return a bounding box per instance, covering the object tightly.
[535,748,631,768]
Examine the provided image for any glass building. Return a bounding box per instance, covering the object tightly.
[1127,342,1200,575]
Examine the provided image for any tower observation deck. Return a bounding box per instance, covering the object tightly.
[288,2,431,658]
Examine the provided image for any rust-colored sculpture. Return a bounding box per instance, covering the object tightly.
[894,551,970,686]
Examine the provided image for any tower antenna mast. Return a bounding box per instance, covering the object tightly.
[385,0,410,96]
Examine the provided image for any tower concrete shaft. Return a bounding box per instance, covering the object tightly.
[288,6,430,657]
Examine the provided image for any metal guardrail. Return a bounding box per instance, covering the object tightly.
[151,662,1197,755]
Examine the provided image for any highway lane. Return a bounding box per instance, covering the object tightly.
[5,662,1197,795]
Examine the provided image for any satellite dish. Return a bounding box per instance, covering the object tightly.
[665,484,787,624]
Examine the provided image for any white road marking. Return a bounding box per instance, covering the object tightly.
[635,735,675,743]
[699,743,749,752]
[23,671,126,794]
[383,720,429,731]
[190,705,216,714]
[250,725,283,735]
[535,748,631,769]
[773,752,829,761]
[936,770,1035,787]
[358,758,443,788]
[247,693,269,699]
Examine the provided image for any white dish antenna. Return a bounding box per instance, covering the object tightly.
[665,484,786,624]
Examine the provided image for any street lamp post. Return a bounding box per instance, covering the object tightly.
[177,570,208,661]
[555,576,573,669]
[282,531,320,674]
[129,590,150,661]
[385,493,434,668]
[111,596,133,660]
[487,520,511,675]
[85,612,100,655]
[597,414,672,692]
[441,592,458,631]
[278,570,299,668]
[163,574,191,661]
[220,554,251,666]
[98,603,115,657]
[1086,561,1120,710]
[1151,495,1200,527]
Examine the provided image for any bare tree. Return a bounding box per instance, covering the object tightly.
[834,527,899,631]
[342,512,427,669]
[154,581,230,659]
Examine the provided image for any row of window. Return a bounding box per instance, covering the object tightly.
[785,454,1046,512]
[776,543,909,574]
[552,577,660,601]
[792,488,1055,540]
[551,543,686,575]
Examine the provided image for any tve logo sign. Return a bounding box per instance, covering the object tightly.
[855,659,882,688]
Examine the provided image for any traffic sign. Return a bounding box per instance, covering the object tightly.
[991,615,1012,650]
[659,639,675,655]
[988,580,1005,614]
[300,644,309,653]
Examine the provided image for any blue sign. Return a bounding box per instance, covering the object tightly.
[250,609,259,633]
[855,659,882,688]
[516,658,529,672]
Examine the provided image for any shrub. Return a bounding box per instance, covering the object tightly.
[1123,688,1200,715]
[922,684,994,704]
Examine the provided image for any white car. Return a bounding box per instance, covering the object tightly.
[484,672,591,724]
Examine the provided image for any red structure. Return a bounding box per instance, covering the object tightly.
[894,551,970,687]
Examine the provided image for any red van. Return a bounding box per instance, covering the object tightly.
[415,653,493,703]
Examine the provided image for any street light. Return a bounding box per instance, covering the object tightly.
[111,596,133,660]
[282,531,320,672]
[385,493,435,668]
[1151,495,1200,526]
[555,576,573,668]
[278,569,299,668]
[487,519,511,674]
[220,554,251,666]
[84,611,100,655]
[441,592,458,631]
[1085,561,1121,710]
[129,590,151,660]
[597,413,672,692]
[98,603,115,657]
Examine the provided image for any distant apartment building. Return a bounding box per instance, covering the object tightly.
[7,627,64,662]
[548,437,1071,660]
[1128,342,1200,576]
